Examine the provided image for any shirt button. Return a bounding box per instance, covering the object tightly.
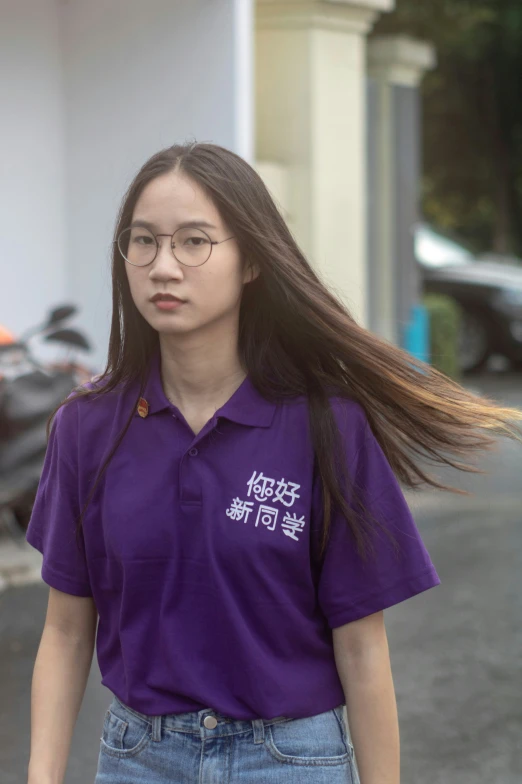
[204,715,218,729]
[188,448,198,457]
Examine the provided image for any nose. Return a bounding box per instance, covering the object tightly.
[149,236,184,281]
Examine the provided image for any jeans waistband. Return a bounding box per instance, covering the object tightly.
[112,695,295,742]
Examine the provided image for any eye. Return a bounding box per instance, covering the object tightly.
[133,234,155,245]
[182,235,209,247]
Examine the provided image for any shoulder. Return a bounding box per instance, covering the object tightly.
[277,392,366,419]
[275,394,370,458]
[327,396,373,465]
[57,373,140,436]
[276,392,369,430]
[328,395,369,432]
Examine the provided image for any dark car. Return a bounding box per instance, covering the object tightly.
[414,224,522,372]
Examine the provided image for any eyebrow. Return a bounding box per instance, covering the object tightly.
[130,219,218,231]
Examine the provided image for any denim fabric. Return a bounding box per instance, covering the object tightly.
[94,694,360,783]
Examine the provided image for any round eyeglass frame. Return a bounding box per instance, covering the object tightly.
[114,226,235,268]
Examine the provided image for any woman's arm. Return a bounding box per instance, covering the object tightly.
[27,587,98,784]
[333,611,400,784]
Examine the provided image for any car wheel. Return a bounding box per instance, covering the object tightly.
[509,357,522,372]
[458,310,490,373]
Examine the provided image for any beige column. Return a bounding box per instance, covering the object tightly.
[367,36,436,343]
[256,0,394,326]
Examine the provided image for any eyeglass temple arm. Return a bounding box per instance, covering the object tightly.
[211,236,235,246]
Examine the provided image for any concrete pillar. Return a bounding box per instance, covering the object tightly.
[367,35,436,344]
[256,0,394,327]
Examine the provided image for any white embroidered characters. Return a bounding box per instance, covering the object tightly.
[226,471,306,542]
[273,478,301,507]
[247,471,275,502]
[256,505,278,530]
[226,498,254,523]
[281,513,306,541]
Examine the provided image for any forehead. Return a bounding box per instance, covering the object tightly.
[133,171,222,227]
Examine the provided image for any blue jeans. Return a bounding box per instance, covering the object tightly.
[95,694,360,783]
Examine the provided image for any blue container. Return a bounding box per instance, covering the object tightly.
[402,303,430,364]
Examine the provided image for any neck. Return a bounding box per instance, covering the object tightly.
[158,326,246,411]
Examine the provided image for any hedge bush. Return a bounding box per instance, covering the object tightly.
[422,294,462,380]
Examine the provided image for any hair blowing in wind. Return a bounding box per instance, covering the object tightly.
[49,142,522,560]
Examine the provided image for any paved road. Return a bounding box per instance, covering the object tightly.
[1,372,521,783]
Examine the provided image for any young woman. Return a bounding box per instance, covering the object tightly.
[25,142,522,784]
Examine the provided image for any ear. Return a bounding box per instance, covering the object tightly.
[242,260,260,285]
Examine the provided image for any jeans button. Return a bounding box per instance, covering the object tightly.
[204,715,218,729]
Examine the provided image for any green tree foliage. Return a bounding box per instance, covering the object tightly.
[373,1,522,256]
[423,294,461,380]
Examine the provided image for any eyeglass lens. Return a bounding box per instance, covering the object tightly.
[117,226,213,267]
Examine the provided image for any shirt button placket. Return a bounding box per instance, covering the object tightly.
[180,446,203,506]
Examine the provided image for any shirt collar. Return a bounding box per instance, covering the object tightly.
[216,375,276,428]
[135,349,276,428]
[135,349,170,416]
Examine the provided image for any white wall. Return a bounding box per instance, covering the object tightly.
[0,0,66,336]
[0,0,252,367]
[61,0,251,368]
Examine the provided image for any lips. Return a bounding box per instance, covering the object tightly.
[150,293,184,303]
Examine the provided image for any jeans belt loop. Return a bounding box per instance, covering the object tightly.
[152,714,162,742]
[251,718,265,744]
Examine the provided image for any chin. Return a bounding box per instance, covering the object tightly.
[151,316,197,336]
[141,306,189,331]
[151,319,191,334]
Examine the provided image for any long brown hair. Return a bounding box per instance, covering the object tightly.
[50,142,522,560]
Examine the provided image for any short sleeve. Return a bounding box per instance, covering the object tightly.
[25,399,93,597]
[313,400,440,629]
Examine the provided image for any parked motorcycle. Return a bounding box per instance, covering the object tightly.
[0,305,94,541]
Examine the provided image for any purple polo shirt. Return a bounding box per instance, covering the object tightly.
[25,350,440,720]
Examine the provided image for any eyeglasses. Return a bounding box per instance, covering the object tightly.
[115,226,235,268]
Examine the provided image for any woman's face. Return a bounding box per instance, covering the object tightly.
[124,170,251,340]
